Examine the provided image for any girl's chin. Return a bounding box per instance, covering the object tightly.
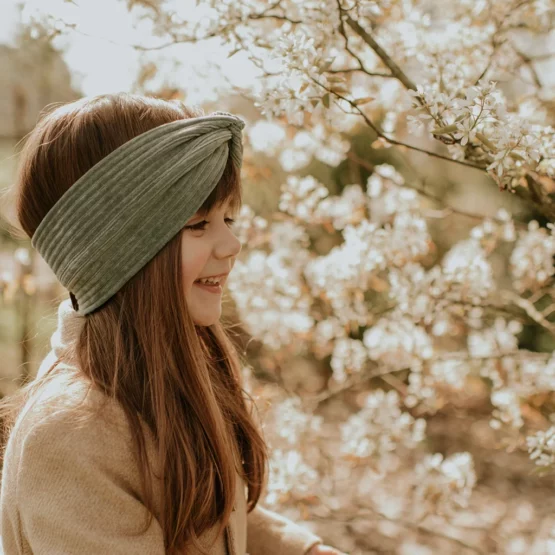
[190,307,221,327]
[193,318,219,327]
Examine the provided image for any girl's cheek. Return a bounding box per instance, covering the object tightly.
[183,253,208,283]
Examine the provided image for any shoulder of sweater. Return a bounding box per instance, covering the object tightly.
[4,368,162,519]
[12,368,152,459]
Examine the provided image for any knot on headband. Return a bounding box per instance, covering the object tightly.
[31,111,246,315]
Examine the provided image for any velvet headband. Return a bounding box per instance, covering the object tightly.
[31,111,245,315]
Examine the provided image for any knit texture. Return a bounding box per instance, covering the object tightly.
[30,112,245,315]
[0,299,325,555]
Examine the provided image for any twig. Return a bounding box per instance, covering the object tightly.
[309,75,485,170]
[343,16,417,92]
[327,68,395,78]
[347,150,527,225]
[513,47,543,88]
[500,290,555,337]
[525,173,555,221]
[334,0,383,81]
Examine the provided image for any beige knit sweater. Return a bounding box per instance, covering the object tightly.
[0,299,324,555]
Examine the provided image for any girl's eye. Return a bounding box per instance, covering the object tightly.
[184,218,236,232]
[185,220,208,231]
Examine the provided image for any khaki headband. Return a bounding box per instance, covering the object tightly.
[31,111,245,315]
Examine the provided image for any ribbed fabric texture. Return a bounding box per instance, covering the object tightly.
[30,112,245,315]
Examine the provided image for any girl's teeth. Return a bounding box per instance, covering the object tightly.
[198,279,219,285]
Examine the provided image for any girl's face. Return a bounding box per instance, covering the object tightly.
[181,199,241,326]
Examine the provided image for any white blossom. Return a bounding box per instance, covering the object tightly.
[330,337,368,383]
[227,250,314,350]
[279,175,329,223]
[441,239,495,300]
[527,427,555,469]
[314,184,367,229]
[413,452,477,517]
[312,317,347,359]
[265,448,321,505]
[363,316,434,370]
[468,317,522,358]
[340,390,426,469]
[510,220,555,292]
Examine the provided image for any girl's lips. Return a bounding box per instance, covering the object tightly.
[194,281,222,294]
[193,275,227,293]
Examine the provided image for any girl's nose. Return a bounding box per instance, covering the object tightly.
[215,226,241,259]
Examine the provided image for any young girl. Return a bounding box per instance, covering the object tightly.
[0,93,344,555]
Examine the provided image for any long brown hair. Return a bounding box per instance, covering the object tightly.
[0,93,268,554]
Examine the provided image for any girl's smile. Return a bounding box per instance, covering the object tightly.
[193,274,229,294]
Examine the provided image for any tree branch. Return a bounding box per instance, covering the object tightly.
[343,15,417,92]
[328,68,395,78]
[500,290,555,337]
[309,75,485,170]
[525,172,555,221]
[513,47,543,88]
[346,151,527,225]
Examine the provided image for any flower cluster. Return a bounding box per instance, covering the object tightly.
[279,175,330,223]
[413,452,477,518]
[231,204,269,245]
[277,125,351,172]
[339,389,427,471]
[273,31,323,76]
[311,317,348,360]
[330,336,368,384]
[510,220,555,293]
[527,427,555,468]
[255,82,323,127]
[260,395,325,504]
[227,248,314,350]
[366,164,420,224]
[405,358,470,411]
[265,447,321,505]
[279,175,370,230]
[362,316,434,371]
[408,80,545,190]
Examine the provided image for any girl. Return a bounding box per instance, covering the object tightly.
[0,93,344,554]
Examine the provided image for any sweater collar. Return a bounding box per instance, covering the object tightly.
[50,297,85,367]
